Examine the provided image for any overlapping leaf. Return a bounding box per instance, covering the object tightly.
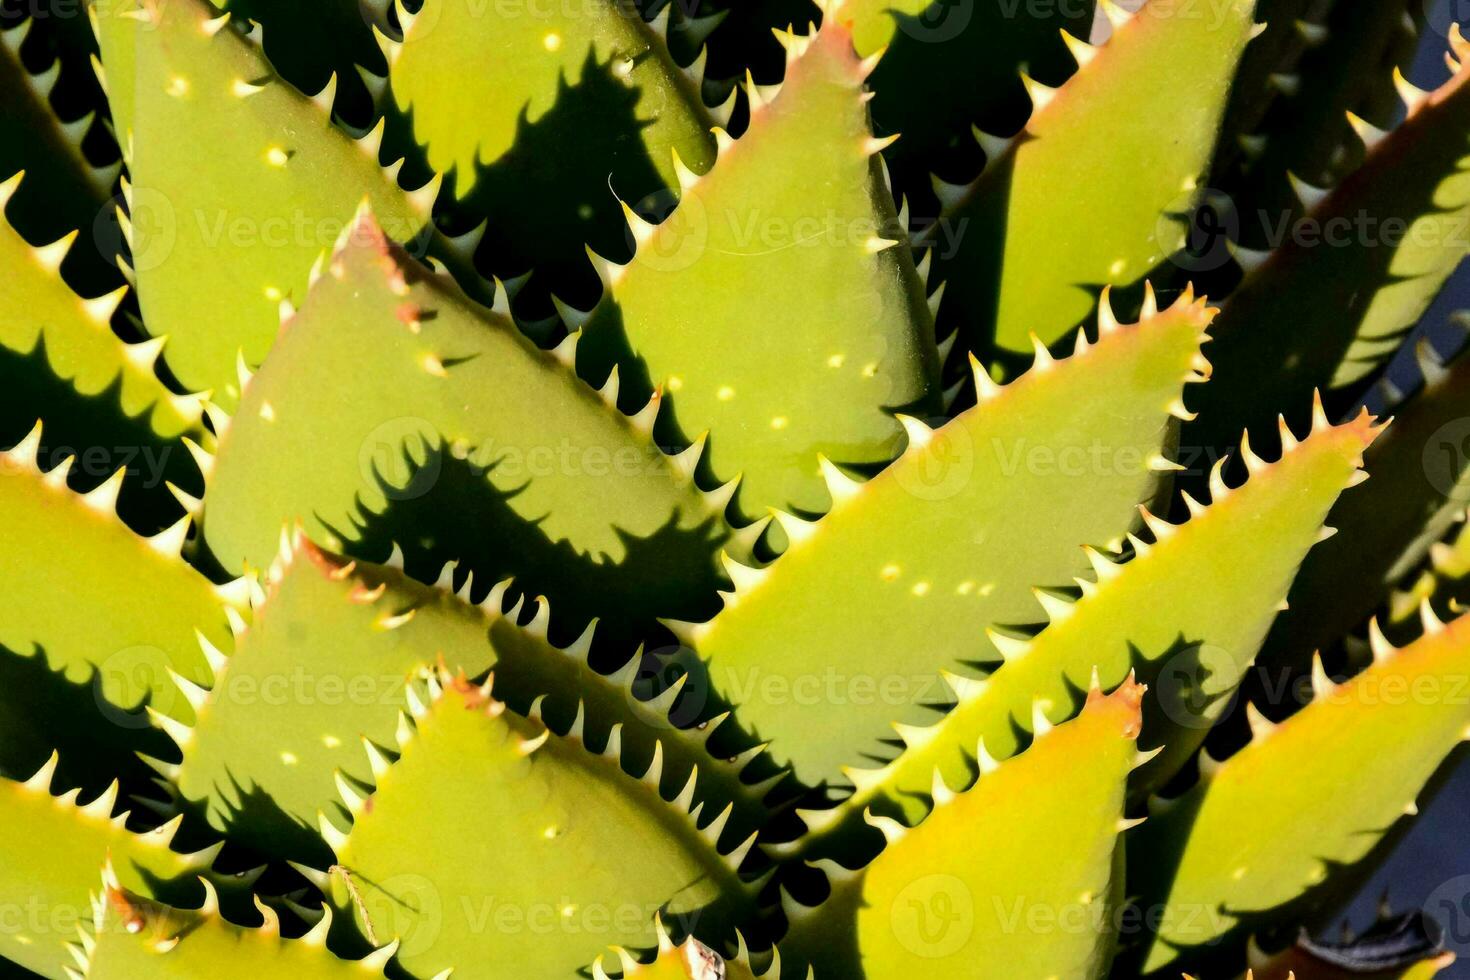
[82,883,403,979]
[169,531,773,864]
[930,0,1257,357]
[1130,608,1470,972]
[683,287,1211,789]
[577,20,940,519]
[779,677,1147,978]
[1258,334,1470,677]
[1184,31,1470,463]
[90,0,438,407]
[789,401,1378,849]
[829,0,1092,212]
[321,670,760,979]
[0,755,221,977]
[0,422,242,727]
[202,208,740,636]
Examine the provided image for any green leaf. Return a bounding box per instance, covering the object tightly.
[1256,334,1470,679]
[0,172,212,531]
[387,0,717,200]
[382,0,721,301]
[83,885,402,980]
[1183,42,1470,464]
[930,0,1258,356]
[89,0,438,407]
[577,21,940,519]
[0,176,204,444]
[682,288,1211,790]
[322,669,760,979]
[1130,608,1470,973]
[171,532,773,864]
[169,534,494,863]
[0,421,242,725]
[0,756,221,978]
[200,209,739,632]
[0,19,120,279]
[829,0,1092,210]
[787,401,1380,850]
[217,0,392,128]
[779,677,1147,979]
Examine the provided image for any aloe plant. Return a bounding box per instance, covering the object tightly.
[6,0,1470,976]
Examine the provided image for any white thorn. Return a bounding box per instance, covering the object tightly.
[896,414,933,453]
[1288,172,1332,211]
[817,455,863,506]
[81,468,126,514]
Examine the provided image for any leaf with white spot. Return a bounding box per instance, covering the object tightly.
[931,0,1258,356]
[579,20,940,520]
[202,209,739,631]
[791,403,1380,850]
[1130,609,1470,973]
[323,670,759,978]
[688,288,1212,790]
[90,0,438,408]
[779,677,1146,979]
[173,532,774,865]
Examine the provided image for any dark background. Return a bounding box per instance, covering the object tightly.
[1337,4,1470,973]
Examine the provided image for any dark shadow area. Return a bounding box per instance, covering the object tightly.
[223,0,438,196]
[1175,133,1459,500]
[700,0,821,84]
[0,957,41,979]
[441,52,671,319]
[0,0,102,114]
[171,769,338,870]
[0,644,173,802]
[224,0,385,126]
[933,130,1181,408]
[871,0,1094,224]
[129,850,266,925]
[0,338,199,535]
[342,445,729,657]
[1212,0,1422,253]
[924,137,1014,383]
[572,300,659,418]
[0,0,122,293]
[1119,723,1470,978]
